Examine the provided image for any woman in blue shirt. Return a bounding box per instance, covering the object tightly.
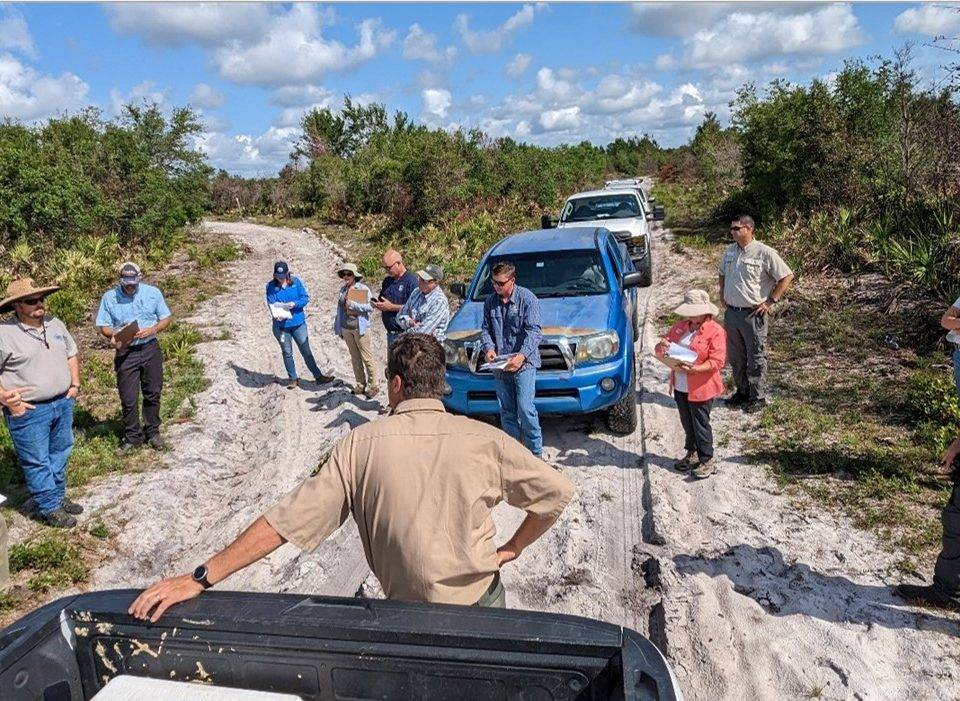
[265,261,333,389]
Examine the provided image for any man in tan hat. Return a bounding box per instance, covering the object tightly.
[0,279,83,527]
[396,263,450,342]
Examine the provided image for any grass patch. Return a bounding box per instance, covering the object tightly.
[10,535,89,593]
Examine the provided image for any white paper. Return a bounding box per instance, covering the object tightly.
[0,493,6,506]
[666,342,697,364]
[480,354,513,371]
[270,303,292,321]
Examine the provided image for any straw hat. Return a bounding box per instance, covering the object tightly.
[0,278,60,313]
[673,289,719,317]
[337,263,364,280]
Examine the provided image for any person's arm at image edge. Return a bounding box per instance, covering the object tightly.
[942,305,960,332]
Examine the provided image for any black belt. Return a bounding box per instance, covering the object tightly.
[726,305,755,311]
[2,391,67,414]
[121,338,158,350]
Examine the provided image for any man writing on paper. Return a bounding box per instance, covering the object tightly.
[129,334,574,621]
[95,262,172,453]
[480,261,544,458]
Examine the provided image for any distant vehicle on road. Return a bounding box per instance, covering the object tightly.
[543,183,664,288]
[445,227,643,434]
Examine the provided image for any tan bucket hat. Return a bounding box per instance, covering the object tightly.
[673,289,719,317]
[337,262,364,280]
[0,278,60,313]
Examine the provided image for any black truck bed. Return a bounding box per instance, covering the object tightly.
[0,589,680,700]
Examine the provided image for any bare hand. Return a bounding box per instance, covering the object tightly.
[66,386,79,400]
[109,336,124,349]
[129,574,204,622]
[655,340,669,355]
[943,437,960,474]
[678,362,696,372]
[371,300,385,311]
[485,349,497,363]
[496,543,520,567]
[133,327,154,340]
[753,301,773,317]
[502,354,525,373]
[2,386,36,416]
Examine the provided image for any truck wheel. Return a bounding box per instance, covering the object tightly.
[637,252,653,288]
[606,362,638,435]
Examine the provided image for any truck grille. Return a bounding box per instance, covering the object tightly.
[469,342,574,373]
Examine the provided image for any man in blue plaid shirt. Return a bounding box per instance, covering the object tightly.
[396,264,450,342]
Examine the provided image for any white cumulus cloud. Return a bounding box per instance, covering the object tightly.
[109,81,167,117]
[271,85,335,108]
[422,88,452,118]
[107,2,271,47]
[0,53,89,121]
[0,8,36,58]
[213,6,395,87]
[456,3,546,54]
[195,125,299,177]
[188,83,225,109]
[537,106,581,132]
[506,53,533,78]
[403,24,456,64]
[894,5,960,37]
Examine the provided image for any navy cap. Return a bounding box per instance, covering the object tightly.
[274,261,290,278]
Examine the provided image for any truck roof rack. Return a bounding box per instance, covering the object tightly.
[604,178,644,189]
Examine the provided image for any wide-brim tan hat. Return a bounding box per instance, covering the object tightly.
[337,263,363,280]
[0,278,60,313]
[674,289,719,317]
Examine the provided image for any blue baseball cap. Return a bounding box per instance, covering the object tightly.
[273,261,290,278]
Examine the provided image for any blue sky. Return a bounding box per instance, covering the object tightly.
[2,2,956,176]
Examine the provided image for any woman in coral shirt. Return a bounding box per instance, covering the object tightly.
[655,289,727,479]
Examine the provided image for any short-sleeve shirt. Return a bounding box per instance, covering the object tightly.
[0,316,77,402]
[718,240,793,308]
[380,271,419,333]
[264,398,574,605]
[95,283,171,345]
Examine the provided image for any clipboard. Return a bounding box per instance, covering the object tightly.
[113,320,139,347]
[346,287,370,306]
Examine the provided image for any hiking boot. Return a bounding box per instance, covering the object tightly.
[724,392,748,408]
[41,508,77,529]
[313,373,335,385]
[117,441,140,456]
[674,451,697,473]
[364,385,380,399]
[146,434,169,451]
[61,497,84,515]
[894,583,960,612]
[744,399,768,414]
[692,458,716,479]
[350,383,365,395]
[286,378,299,390]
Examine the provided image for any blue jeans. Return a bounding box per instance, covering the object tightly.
[494,366,542,457]
[4,396,74,515]
[272,322,324,380]
[954,348,960,396]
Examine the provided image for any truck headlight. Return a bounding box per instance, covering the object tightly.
[443,341,469,368]
[575,331,620,362]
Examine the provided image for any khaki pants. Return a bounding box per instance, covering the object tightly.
[342,329,379,390]
[474,572,506,608]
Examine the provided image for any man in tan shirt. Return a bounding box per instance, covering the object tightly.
[130,334,574,621]
[718,214,794,413]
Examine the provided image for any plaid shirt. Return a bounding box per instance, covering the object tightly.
[397,286,450,341]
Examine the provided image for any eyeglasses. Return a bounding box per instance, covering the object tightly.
[382,261,400,272]
[492,277,514,288]
[19,297,44,306]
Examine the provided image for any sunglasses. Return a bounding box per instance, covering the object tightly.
[19,297,45,306]
[382,261,400,271]
[730,225,750,232]
[492,278,514,288]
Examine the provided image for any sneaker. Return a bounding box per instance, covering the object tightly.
[41,508,77,528]
[146,434,169,451]
[674,451,697,472]
[724,392,748,408]
[61,497,84,515]
[364,385,380,399]
[744,399,768,414]
[118,441,140,456]
[894,583,960,612]
[286,378,299,390]
[692,458,716,479]
[313,373,335,385]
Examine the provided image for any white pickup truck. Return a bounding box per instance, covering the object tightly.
[548,183,663,287]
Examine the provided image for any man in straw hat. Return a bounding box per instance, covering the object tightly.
[95,262,173,454]
[654,289,727,479]
[0,278,83,527]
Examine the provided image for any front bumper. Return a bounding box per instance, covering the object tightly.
[443,356,633,416]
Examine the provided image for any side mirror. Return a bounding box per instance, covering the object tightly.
[540,214,559,229]
[652,205,665,222]
[450,282,466,299]
[622,272,643,289]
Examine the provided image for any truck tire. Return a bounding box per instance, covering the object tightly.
[606,362,638,435]
[636,251,653,288]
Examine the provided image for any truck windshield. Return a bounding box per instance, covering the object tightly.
[561,194,641,222]
[471,250,609,300]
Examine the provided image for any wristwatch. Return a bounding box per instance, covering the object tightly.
[192,564,213,589]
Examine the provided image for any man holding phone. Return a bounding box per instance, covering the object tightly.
[371,249,418,348]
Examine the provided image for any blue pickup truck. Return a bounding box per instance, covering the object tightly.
[444,227,643,434]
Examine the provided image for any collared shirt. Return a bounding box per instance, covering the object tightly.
[95,283,171,345]
[479,285,542,370]
[397,286,450,341]
[380,271,419,333]
[266,276,310,330]
[264,398,574,605]
[0,316,77,402]
[335,282,373,336]
[718,240,793,307]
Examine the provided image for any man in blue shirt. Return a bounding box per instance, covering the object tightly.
[371,249,418,348]
[479,261,543,457]
[95,262,172,453]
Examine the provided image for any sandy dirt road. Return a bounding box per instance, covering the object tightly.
[76,215,960,699]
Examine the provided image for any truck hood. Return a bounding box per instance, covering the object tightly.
[446,294,612,342]
[559,216,646,236]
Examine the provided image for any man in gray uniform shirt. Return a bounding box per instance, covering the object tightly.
[718,215,794,414]
[0,279,82,527]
